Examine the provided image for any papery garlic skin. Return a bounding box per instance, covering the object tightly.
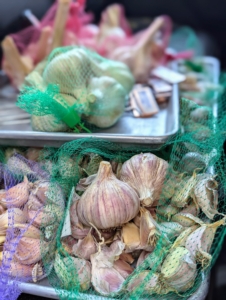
[77,161,140,229]
[161,246,197,292]
[193,174,219,220]
[126,271,159,293]
[120,153,168,207]
[72,230,97,260]
[90,240,126,296]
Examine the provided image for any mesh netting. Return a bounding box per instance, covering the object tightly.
[0,153,65,300]
[17,46,135,133]
[31,95,226,300]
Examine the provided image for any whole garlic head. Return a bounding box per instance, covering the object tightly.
[77,161,140,229]
[120,153,168,207]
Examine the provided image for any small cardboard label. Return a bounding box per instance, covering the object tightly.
[151,66,186,84]
[61,188,74,238]
[133,87,159,117]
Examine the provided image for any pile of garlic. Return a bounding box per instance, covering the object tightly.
[57,152,225,296]
[0,170,64,283]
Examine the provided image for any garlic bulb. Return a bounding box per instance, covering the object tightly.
[54,253,91,291]
[90,240,126,296]
[72,230,97,260]
[161,246,197,292]
[193,174,219,220]
[84,76,126,128]
[185,218,225,269]
[31,114,68,132]
[14,237,47,265]
[1,177,31,208]
[120,153,168,207]
[77,161,140,229]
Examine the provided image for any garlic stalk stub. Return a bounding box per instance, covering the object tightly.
[77,161,140,229]
[120,153,168,207]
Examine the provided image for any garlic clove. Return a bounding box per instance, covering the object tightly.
[158,222,184,240]
[71,224,90,240]
[139,207,157,250]
[119,252,134,264]
[113,259,134,279]
[90,240,126,296]
[180,201,200,216]
[171,213,204,227]
[77,161,140,229]
[32,263,44,283]
[14,223,41,239]
[54,253,91,291]
[70,192,83,228]
[76,174,97,192]
[133,212,141,227]
[136,250,151,267]
[33,180,49,204]
[157,205,180,221]
[2,176,31,208]
[122,222,140,252]
[171,171,197,208]
[193,174,220,220]
[161,246,197,292]
[185,218,225,269]
[27,192,43,211]
[120,153,168,207]
[126,271,160,293]
[172,225,199,249]
[61,236,78,255]
[72,230,97,260]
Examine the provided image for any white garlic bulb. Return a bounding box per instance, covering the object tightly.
[77,161,140,229]
[120,153,168,207]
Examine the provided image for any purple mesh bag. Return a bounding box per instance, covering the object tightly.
[0,153,65,300]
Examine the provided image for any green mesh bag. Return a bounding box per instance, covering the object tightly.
[39,95,226,300]
[16,46,134,133]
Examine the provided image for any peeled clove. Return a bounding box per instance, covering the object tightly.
[122,222,140,252]
[72,230,97,260]
[120,153,168,207]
